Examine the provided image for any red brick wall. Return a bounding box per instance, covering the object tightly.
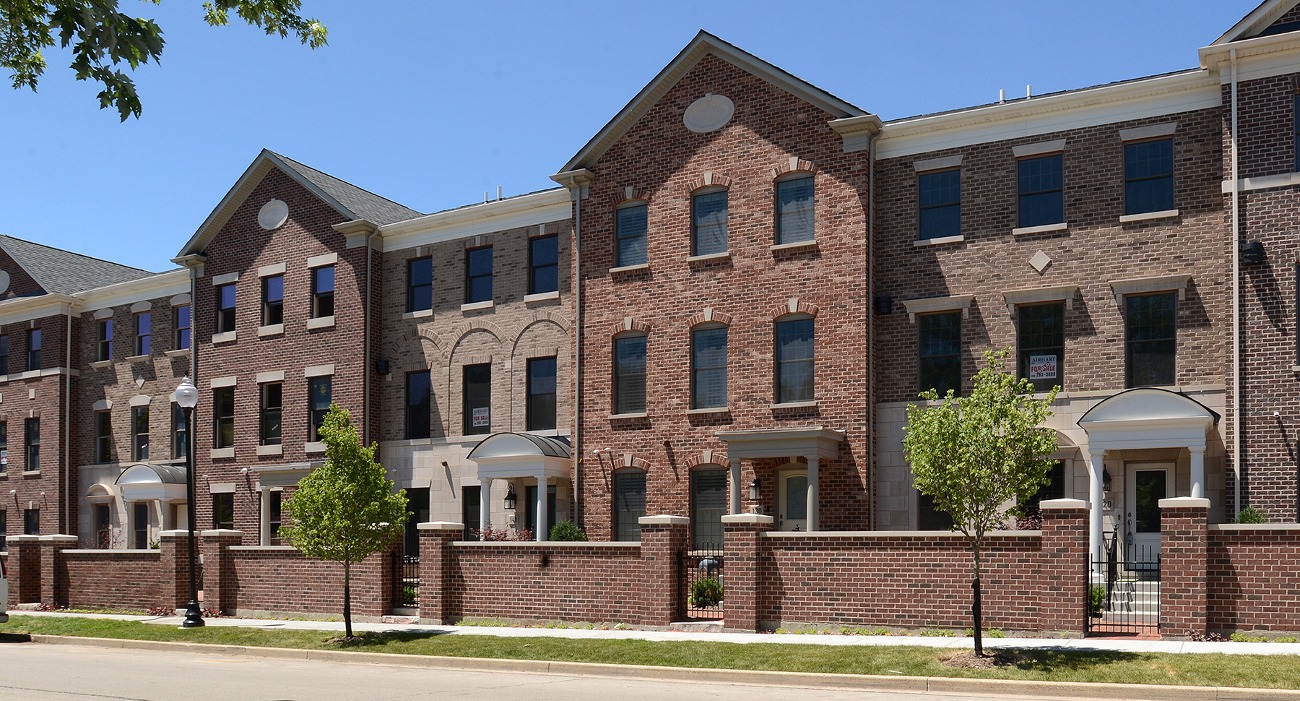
[1159,503,1209,635]
[61,551,166,610]
[227,546,392,618]
[1208,526,1300,632]
[754,532,1044,631]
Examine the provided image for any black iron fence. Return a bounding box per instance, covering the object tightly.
[681,546,725,621]
[1087,530,1160,635]
[393,547,419,609]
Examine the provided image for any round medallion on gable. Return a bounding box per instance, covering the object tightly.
[0,270,10,294]
[683,93,735,134]
[257,199,289,230]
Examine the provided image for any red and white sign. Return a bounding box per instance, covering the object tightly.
[1028,354,1058,380]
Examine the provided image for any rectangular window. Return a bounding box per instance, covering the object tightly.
[25,508,39,536]
[528,235,558,295]
[312,265,335,318]
[405,370,431,440]
[26,328,40,371]
[692,189,728,256]
[132,406,149,461]
[24,417,39,471]
[267,490,282,545]
[615,203,648,267]
[775,318,814,404]
[1124,139,1174,215]
[1295,94,1300,172]
[690,468,727,550]
[214,387,235,449]
[308,377,332,442]
[918,312,961,396]
[526,357,557,431]
[407,257,433,313]
[260,382,282,446]
[1017,154,1063,228]
[134,312,151,356]
[261,275,284,327]
[775,175,814,244]
[215,283,236,333]
[462,363,491,435]
[1018,303,1065,392]
[1125,292,1177,387]
[1021,461,1066,518]
[95,410,112,464]
[0,421,7,474]
[97,319,113,361]
[918,491,954,530]
[172,404,188,460]
[174,304,191,350]
[465,246,493,304]
[132,503,147,548]
[691,326,728,409]
[613,334,647,414]
[0,510,6,549]
[613,471,647,542]
[93,503,110,548]
[212,493,234,530]
[462,485,481,541]
[918,168,961,239]
[0,335,9,375]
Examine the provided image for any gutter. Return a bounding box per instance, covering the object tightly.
[1230,48,1241,519]
[63,306,72,535]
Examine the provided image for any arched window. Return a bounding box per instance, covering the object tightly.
[774,315,814,403]
[691,187,728,256]
[612,470,647,542]
[691,324,728,409]
[613,333,647,414]
[615,201,648,267]
[775,174,814,244]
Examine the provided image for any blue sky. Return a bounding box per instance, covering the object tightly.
[1,1,1259,273]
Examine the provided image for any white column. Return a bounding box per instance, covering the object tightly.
[1088,451,1104,562]
[535,476,547,542]
[1190,447,1205,499]
[479,480,492,534]
[259,490,270,545]
[728,450,741,515]
[806,456,820,532]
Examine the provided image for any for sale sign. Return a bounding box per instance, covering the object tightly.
[472,407,490,427]
[1028,354,1058,380]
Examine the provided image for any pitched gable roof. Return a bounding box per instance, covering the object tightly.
[0,235,155,295]
[557,31,871,174]
[175,149,422,258]
[1211,0,1300,44]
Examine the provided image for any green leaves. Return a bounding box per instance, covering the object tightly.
[2,1,327,120]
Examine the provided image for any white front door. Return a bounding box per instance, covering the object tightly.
[777,471,808,532]
[1125,462,1173,561]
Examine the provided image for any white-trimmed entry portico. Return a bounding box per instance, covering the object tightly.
[717,426,844,531]
[466,432,572,541]
[1077,388,1219,559]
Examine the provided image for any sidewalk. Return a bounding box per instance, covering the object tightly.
[15,609,1300,656]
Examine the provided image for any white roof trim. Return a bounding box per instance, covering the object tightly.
[380,189,570,252]
[1211,0,1295,45]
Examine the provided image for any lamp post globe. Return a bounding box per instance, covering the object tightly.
[177,376,204,628]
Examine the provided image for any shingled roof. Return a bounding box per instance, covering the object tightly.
[270,151,423,226]
[0,235,156,295]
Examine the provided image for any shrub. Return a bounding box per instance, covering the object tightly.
[688,576,724,608]
[1236,506,1267,524]
[549,520,587,541]
[1089,585,1107,618]
[475,528,534,541]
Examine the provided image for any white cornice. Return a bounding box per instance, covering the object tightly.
[1201,32,1300,83]
[0,293,76,326]
[379,189,571,252]
[876,71,1220,160]
[75,269,191,313]
[1210,0,1294,46]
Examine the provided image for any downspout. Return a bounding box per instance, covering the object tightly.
[867,131,877,531]
[364,230,378,446]
[63,306,72,535]
[1230,48,1241,519]
[572,185,584,526]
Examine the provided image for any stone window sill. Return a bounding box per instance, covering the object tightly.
[524,291,560,303]
[22,470,39,476]
[402,309,433,320]
[306,316,335,330]
[914,235,964,247]
[461,300,494,313]
[687,406,729,415]
[126,354,150,363]
[89,360,113,369]
[609,263,649,275]
[258,324,284,338]
[1119,209,1179,224]
[1011,222,1067,237]
[770,240,817,253]
[304,441,325,454]
[210,447,235,459]
[608,412,647,420]
[256,444,283,456]
[213,331,237,344]
[770,401,818,410]
[165,349,189,358]
[687,251,731,263]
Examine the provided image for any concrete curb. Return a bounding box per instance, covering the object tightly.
[27,634,1300,700]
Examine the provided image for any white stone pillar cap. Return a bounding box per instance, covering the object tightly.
[1159,497,1211,509]
[721,513,775,525]
[417,521,465,531]
[638,515,689,526]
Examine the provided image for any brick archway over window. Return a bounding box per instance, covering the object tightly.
[768,298,820,320]
[610,317,652,337]
[771,157,816,179]
[682,450,731,470]
[684,172,733,194]
[686,308,733,328]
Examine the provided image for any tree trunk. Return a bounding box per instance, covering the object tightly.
[343,561,353,638]
[972,545,984,657]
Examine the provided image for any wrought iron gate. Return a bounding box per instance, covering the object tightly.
[681,548,725,620]
[393,545,419,609]
[1087,530,1159,635]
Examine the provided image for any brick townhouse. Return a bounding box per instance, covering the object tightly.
[4,1,1300,578]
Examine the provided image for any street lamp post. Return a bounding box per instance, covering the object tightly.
[175,376,204,628]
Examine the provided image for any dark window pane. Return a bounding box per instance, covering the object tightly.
[95,411,112,463]
[691,468,726,549]
[135,312,151,356]
[775,318,813,403]
[213,493,234,530]
[465,246,493,304]
[529,235,559,295]
[260,383,282,446]
[133,406,149,460]
[463,363,491,435]
[216,284,236,333]
[308,377,332,441]
[262,275,283,326]
[175,305,191,350]
[312,266,335,319]
[918,169,961,239]
[215,387,235,448]
[1124,139,1174,215]
[1125,292,1176,386]
[775,176,814,244]
[1017,154,1064,228]
[918,491,954,530]
[97,319,112,361]
[1021,461,1066,517]
[405,371,431,439]
[692,190,728,255]
[0,335,9,375]
[613,471,646,542]
[615,204,648,267]
[919,312,961,395]
[172,404,188,460]
[407,257,433,312]
[526,357,557,431]
[1018,302,1065,392]
[613,335,647,414]
[691,326,728,409]
[27,328,40,371]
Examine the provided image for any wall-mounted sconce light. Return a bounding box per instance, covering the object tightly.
[1241,240,1265,265]
[1102,468,1113,494]
[874,295,893,315]
[748,479,761,501]
[504,485,517,511]
[374,357,391,375]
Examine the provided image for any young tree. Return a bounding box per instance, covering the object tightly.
[279,404,406,638]
[2,1,327,120]
[902,348,1058,656]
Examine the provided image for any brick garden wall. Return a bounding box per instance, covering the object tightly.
[61,550,167,611]
[1207,525,1300,632]
[225,545,393,618]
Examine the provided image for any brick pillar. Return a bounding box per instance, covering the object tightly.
[638,515,688,626]
[6,535,39,605]
[417,522,462,624]
[38,535,77,607]
[721,513,774,633]
[200,529,243,615]
[1160,497,1209,638]
[1038,498,1088,636]
[159,530,198,612]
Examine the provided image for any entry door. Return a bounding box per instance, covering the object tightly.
[777,471,808,532]
[1126,462,1173,559]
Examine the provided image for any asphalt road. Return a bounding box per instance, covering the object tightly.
[0,641,1066,701]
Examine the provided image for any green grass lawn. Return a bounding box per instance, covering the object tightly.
[3,614,1299,690]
